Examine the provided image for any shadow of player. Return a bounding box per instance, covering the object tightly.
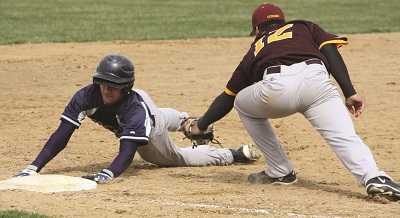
[294,178,367,200]
[44,161,160,177]
[207,171,369,201]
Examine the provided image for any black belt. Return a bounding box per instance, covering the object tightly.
[265,59,323,75]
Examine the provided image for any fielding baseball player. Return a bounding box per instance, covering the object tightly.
[186,3,400,201]
[15,54,260,183]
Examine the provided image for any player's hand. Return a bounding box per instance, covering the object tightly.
[345,94,365,118]
[14,165,39,177]
[82,169,114,184]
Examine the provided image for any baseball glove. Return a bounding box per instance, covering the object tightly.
[179,117,218,148]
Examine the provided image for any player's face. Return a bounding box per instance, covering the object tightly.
[99,84,123,105]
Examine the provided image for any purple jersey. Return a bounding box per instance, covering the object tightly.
[61,84,153,145]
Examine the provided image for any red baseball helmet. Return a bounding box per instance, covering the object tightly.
[250,3,285,36]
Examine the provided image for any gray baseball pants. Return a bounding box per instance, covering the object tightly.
[234,59,387,185]
[137,108,234,167]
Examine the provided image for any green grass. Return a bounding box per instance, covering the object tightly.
[0,210,48,218]
[0,0,399,44]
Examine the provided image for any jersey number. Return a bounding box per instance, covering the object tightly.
[254,24,294,56]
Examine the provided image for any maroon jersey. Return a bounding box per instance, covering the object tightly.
[225,20,348,95]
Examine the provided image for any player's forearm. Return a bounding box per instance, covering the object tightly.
[197,92,235,131]
[31,120,76,171]
[107,140,138,177]
[321,44,356,98]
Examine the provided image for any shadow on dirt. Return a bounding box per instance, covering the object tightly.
[44,162,370,201]
[44,161,160,177]
[194,170,370,201]
[295,178,367,200]
[202,171,248,184]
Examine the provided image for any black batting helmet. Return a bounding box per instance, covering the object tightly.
[93,54,135,90]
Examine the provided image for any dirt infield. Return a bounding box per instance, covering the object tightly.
[0,33,399,217]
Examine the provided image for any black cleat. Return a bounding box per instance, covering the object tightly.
[248,170,297,185]
[366,176,400,202]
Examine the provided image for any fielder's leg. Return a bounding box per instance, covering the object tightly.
[303,96,388,184]
[299,67,388,185]
[234,82,295,178]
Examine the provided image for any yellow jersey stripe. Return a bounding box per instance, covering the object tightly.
[319,39,348,50]
[224,87,237,96]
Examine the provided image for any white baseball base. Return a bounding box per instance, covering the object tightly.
[0,175,97,193]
